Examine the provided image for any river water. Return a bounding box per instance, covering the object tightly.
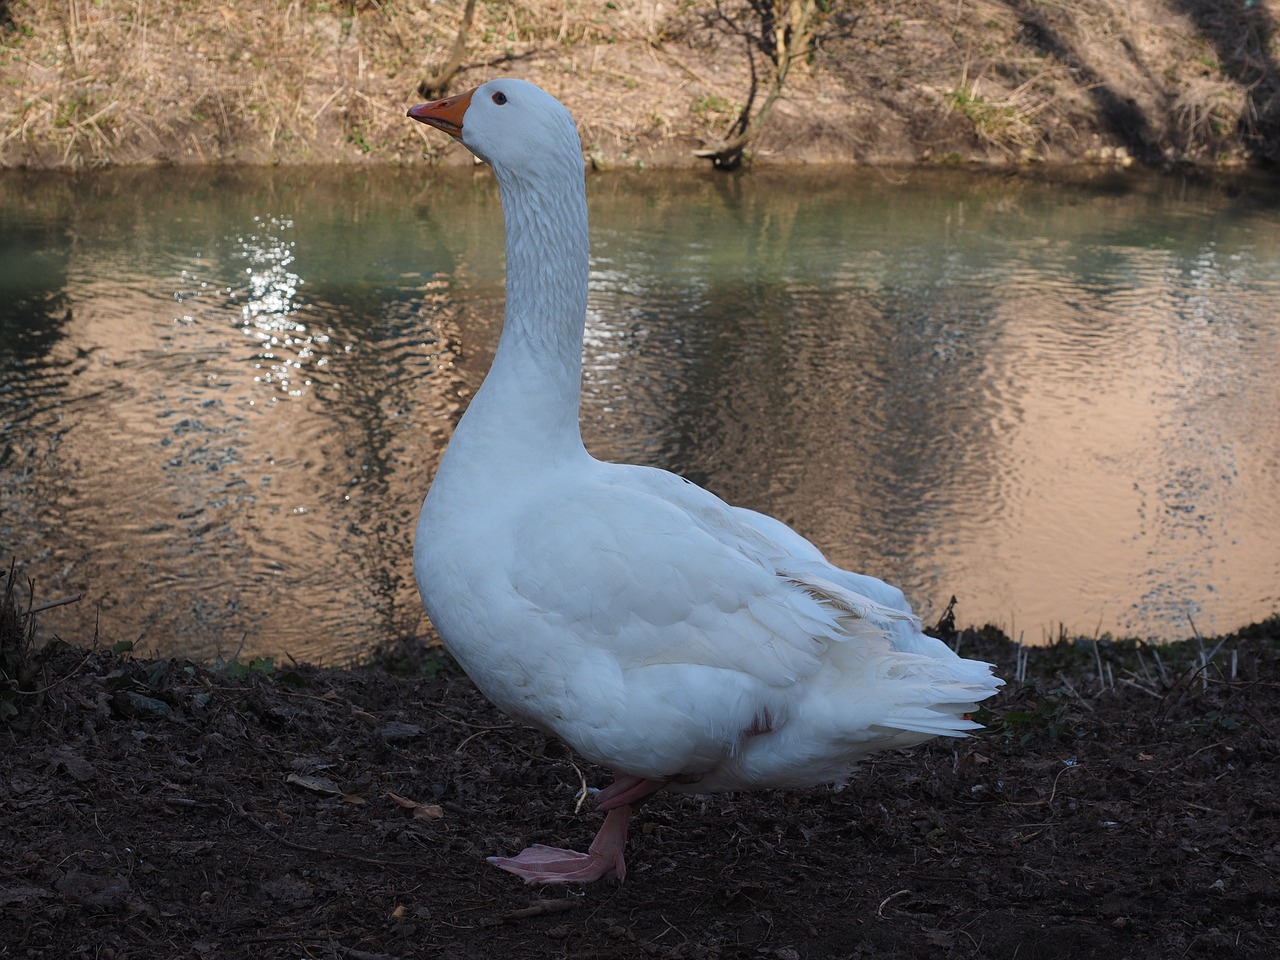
[2,166,1277,663]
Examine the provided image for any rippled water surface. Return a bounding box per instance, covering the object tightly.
[2,166,1278,662]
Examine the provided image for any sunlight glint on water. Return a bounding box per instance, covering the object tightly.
[1,167,1277,662]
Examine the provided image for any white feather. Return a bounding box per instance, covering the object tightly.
[412,78,1003,807]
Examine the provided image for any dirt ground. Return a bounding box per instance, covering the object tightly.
[2,587,1277,959]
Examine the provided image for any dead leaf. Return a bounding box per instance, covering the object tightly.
[285,773,342,796]
[0,886,53,908]
[386,791,444,821]
[51,748,96,783]
[341,793,367,805]
[380,721,423,741]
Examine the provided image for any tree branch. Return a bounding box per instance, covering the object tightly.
[417,0,478,99]
[696,0,819,170]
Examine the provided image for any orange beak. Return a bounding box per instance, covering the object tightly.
[407,88,476,140]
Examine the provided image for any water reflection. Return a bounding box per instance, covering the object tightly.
[0,195,74,459]
[582,171,1280,642]
[231,214,317,400]
[0,169,480,661]
[1,166,1278,662]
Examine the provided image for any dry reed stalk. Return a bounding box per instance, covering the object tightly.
[1091,636,1106,693]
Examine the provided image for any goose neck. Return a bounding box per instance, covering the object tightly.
[463,163,590,459]
[496,166,590,360]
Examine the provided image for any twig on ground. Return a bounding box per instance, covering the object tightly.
[481,899,580,927]
[876,889,913,918]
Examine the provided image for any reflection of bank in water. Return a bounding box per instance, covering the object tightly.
[1,167,1277,660]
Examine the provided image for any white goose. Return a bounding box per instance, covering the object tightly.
[407,79,1003,884]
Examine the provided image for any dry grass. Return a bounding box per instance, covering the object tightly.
[1,0,414,166]
[0,560,84,724]
[0,0,677,168]
[2,1,1280,168]
[1172,75,1249,155]
[920,0,1280,163]
[944,62,1063,154]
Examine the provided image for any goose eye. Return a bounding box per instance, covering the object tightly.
[492,91,508,105]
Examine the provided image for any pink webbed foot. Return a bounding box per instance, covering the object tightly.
[487,844,624,884]
[488,805,633,884]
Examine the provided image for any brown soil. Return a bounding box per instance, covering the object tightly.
[3,595,1278,959]
[3,1,1280,170]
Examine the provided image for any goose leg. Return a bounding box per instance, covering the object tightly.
[594,773,666,809]
[488,804,634,884]
[487,774,668,884]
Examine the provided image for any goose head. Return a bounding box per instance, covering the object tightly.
[407,78,582,182]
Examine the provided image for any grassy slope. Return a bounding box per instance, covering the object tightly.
[2,0,1279,169]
